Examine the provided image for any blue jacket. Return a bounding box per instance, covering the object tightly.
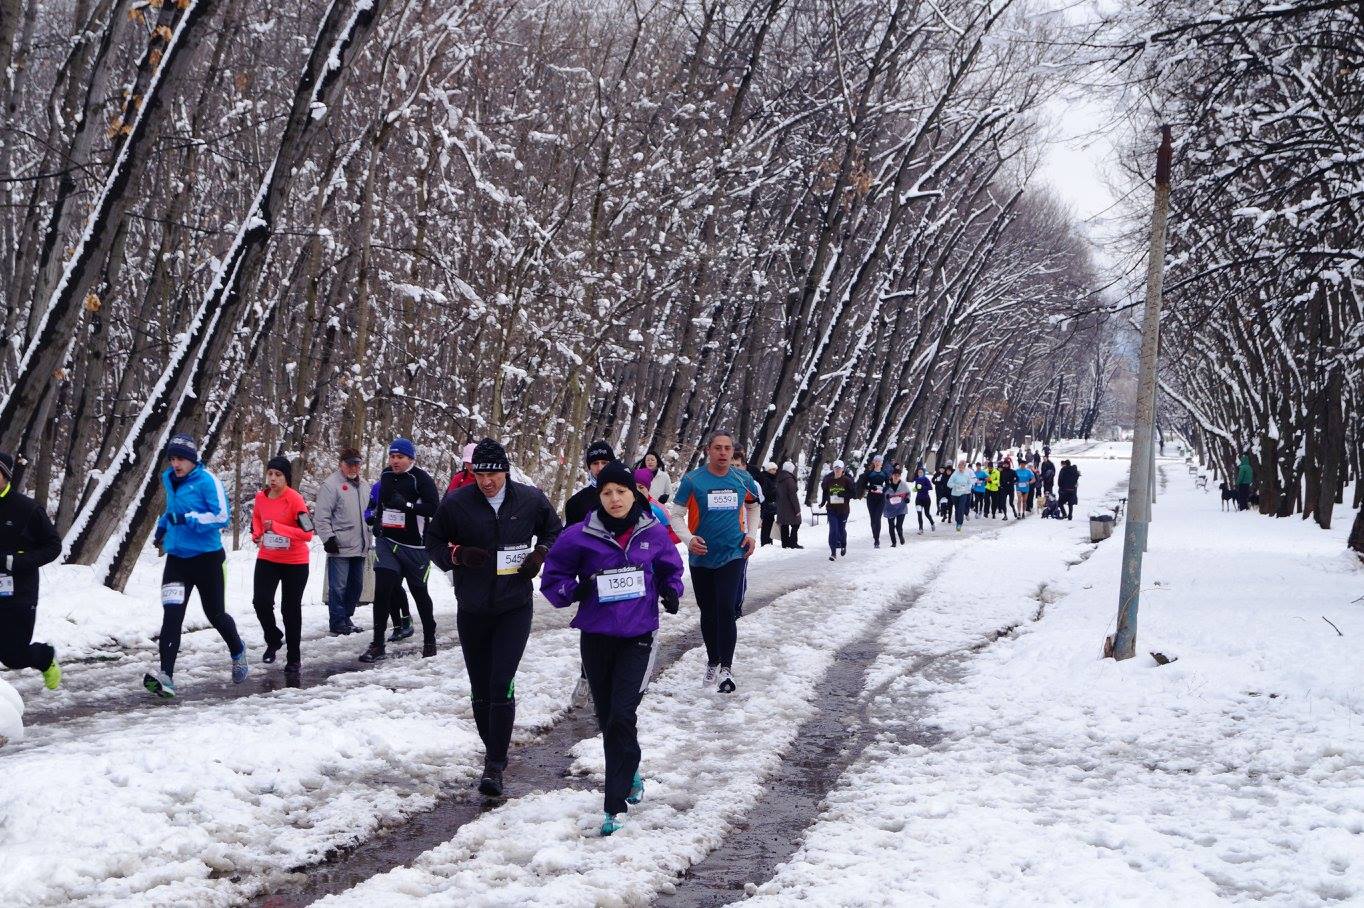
[157,465,230,557]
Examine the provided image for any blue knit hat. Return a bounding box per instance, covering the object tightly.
[388,437,416,459]
[166,432,199,463]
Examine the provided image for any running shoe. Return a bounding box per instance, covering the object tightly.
[478,765,504,798]
[627,772,645,805]
[393,619,416,641]
[262,644,278,664]
[359,643,386,663]
[717,667,736,694]
[601,812,626,836]
[284,659,301,676]
[231,650,250,684]
[703,664,719,687]
[143,671,176,699]
[42,660,62,691]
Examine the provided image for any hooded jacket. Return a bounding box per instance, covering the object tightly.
[157,464,230,558]
[0,484,61,605]
[883,479,911,517]
[1237,456,1253,485]
[1058,463,1080,493]
[541,508,685,638]
[425,479,562,615]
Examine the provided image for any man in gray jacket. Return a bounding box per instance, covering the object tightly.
[314,447,370,635]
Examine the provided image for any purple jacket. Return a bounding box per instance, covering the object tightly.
[541,509,685,637]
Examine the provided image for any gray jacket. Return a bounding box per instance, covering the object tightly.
[314,469,371,557]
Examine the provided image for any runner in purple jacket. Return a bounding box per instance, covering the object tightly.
[541,460,685,836]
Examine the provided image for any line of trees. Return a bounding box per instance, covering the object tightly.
[0,0,1121,589]
[1099,0,1363,550]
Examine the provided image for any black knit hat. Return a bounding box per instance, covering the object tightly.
[470,438,510,473]
[584,439,614,466]
[266,455,293,487]
[595,460,636,494]
[0,452,13,483]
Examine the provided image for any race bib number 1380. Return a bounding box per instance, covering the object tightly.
[596,567,646,603]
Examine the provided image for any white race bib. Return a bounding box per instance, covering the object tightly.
[263,532,291,550]
[161,582,186,606]
[0,574,12,597]
[595,566,646,603]
[889,496,904,506]
[496,544,531,576]
[829,495,844,505]
[707,489,739,511]
[381,508,407,529]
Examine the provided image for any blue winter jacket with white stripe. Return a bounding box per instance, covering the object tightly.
[157,464,230,558]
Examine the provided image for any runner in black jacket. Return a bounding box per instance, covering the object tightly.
[564,439,614,526]
[362,437,442,661]
[0,453,63,689]
[425,438,562,798]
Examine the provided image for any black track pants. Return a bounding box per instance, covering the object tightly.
[581,631,658,815]
[253,560,308,662]
[458,603,533,770]
[159,550,243,677]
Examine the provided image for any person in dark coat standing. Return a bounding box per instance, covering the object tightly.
[1040,456,1057,496]
[1057,459,1080,520]
[426,438,562,798]
[756,462,779,546]
[776,461,803,548]
[566,440,616,526]
[0,452,63,690]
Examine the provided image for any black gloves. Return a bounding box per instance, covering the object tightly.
[517,546,548,579]
[385,493,410,511]
[322,537,340,555]
[658,494,669,504]
[166,512,186,526]
[454,545,491,568]
[661,592,679,614]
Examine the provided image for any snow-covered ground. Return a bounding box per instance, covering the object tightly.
[749,450,1364,906]
[2,441,1358,906]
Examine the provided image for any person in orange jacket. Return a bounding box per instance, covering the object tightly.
[252,456,314,675]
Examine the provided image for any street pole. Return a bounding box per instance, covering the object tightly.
[1112,126,1172,661]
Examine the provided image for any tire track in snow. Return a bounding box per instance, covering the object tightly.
[246,571,819,908]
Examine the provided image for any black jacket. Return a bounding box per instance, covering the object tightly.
[998,466,1017,493]
[1058,464,1080,492]
[756,470,779,516]
[425,480,562,615]
[564,483,599,527]
[820,472,854,517]
[776,471,802,525]
[1040,461,1057,483]
[372,466,440,547]
[0,486,62,604]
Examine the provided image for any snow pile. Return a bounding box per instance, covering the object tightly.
[751,456,1364,905]
[0,679,22,746]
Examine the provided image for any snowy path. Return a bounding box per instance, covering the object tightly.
[1,442,1149,907]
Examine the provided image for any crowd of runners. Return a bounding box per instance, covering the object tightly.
[0,430,1079,836]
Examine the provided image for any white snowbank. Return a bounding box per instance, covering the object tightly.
[0,679,22,746]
